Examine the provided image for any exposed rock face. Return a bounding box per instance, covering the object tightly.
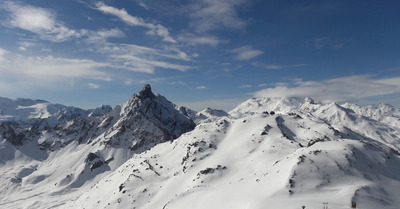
[103,84,196,150]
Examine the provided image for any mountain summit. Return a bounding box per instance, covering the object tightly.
[137,84,155,99]
[102,84,196,150]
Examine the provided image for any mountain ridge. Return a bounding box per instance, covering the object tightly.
[1,88,400,209]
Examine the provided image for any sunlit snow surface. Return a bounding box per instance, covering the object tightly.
[1,96,400,209]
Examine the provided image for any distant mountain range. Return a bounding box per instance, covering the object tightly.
[1,85,400,209]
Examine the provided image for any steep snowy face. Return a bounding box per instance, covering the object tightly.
[184,107,229,124]
[342,102,400,128]
[0,97,66,121]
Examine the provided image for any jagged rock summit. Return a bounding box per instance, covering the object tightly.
[137,83,155,99]
[101,84,196,150]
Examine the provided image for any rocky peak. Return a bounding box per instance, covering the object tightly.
[104,84,196,150]
[137,84,155,99]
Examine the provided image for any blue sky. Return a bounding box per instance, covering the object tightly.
[0,0,400,111]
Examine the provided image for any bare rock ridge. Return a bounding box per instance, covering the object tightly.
[137,84,155,99]
[103,84,196,150]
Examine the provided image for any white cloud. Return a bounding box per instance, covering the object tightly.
[88,83,100,89]
[196,86,207,89]
[0,53,114,93]
[1,2,126,43]
[0,48,7,61]
[252,62,307,70]
[189,0,248,33]
[309,37,344,49]
[95,2,176,43]
[98,43,194,73]
[111,54,193,73]
[253,75,400,103]
[178,33,228,46]
[100,43,192,62]
[87,28,125,42]
[170,81,188,86]
[18,41,37,49]
[230,46,263,60]
[124,79,134,85]
[239,84,252,88]
[135,0,149,10]
[2,1,86,42]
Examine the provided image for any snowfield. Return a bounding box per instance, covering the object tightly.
[1,86,400,209]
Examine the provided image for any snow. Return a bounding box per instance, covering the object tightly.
[1,89,400,209]
[0,97,66,121]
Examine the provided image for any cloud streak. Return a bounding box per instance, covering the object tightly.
[95,2,176,43]
[1,1,127,43]
[98,43,194,73]
[178,33,228,46]
[196,86,207,89]
[253,75,400,103]
[88,83,100,89]
[1,1,87,42]
[230,46,263,60]
[0,51,114,94]
[252,62,307,70]
[189,0,248,33]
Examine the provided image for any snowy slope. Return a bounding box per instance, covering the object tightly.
[1,93,400,209]
[342,102,400,128]
[64,97,400,209]
[0,97,66,121]
[0,84,195,209]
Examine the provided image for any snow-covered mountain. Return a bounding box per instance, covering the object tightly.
[0,97,66,121]
[1,90,400,209]
[0,84,195,208]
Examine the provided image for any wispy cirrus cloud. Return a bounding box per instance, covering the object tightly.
[189,0,248,33]
[0,51,114,93]
[0,48,7,61]
[111,54,193,73]
[170,81,188,86]
[95,2,176,43]
[1,1,87,42]
[134,0,149,10]
[239,84,252,88]
[1,1,126,43]
[309,37,344,49]
[253,74,400,104]
[252,62,307,70]
[86,28,125,42]
[97,43,194,73]
[229,46,263,61]
[196,86,207,90]
[88,83,100,89]
[178,33,228,46]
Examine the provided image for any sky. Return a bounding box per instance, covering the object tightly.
[0,0,400,111]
